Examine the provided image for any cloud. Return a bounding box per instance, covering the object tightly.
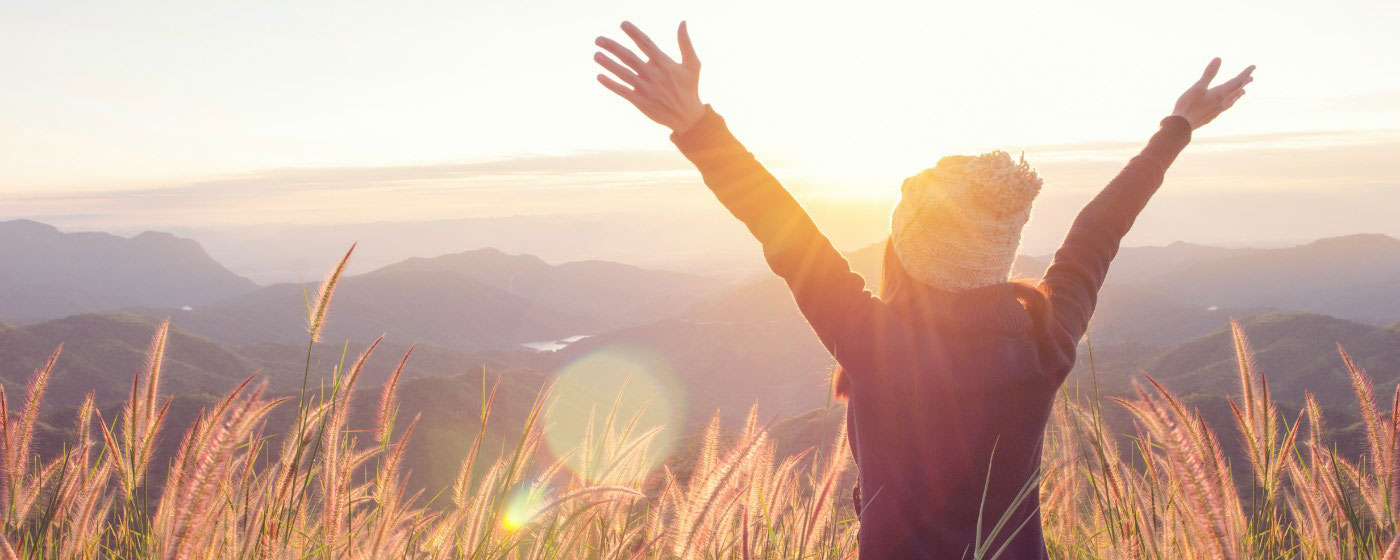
[1024,128,1400,195]
[1029,128,1400,160]
[4,129,1398,237]
[6,149,692,199]
[1,149,704,227]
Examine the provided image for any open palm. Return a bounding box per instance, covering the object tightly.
[1173,58,1255,129]
[594,21,706,133]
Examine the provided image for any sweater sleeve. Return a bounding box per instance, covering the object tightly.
[1042,116,1192,349]
[671,105,882,360]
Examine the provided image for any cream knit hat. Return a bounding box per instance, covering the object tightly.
[890,150,1043,291]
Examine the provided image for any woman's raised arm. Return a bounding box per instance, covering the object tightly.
[1042,58,1255,348]
[594,22,882,358]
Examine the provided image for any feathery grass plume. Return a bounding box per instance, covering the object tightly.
[512,486,644,530]
[73,392,95,466]
[0,386,8,516]
[376,344,415,446]
[766,446,812,523]
[316,335,381,552]
[1230,319,1258,425]
[140,318,170,434]
[1032,320,1400,558]
[1303,392,1326,450]
[367,413,421,554]
[592,424,663,487]
[453,375,501,509]
[1117,378,1241,560]
[277,243,355,546]
[671,428,769,557]
[1344,345,1388,483]
[799,422,847,554]
[1222,322,1302,556]
[1385,532,1400,560]
[12,347,59,466]
[694,411,722,482]
[157,384,284,558]
[461,462,505,548]
[739,440,774,557]
[2,344,59,524]
[37,391,102,547]
[1340,342,1400,530]
[1391,383,1400,520]
[307,242,355,343]
[100,321,176,508]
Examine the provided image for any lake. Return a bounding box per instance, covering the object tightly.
[521,334,592,352]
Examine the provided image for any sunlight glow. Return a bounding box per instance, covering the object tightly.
[501,486,543,531]
[544,344,684,483]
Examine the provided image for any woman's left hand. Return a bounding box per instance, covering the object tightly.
[594,21,706,134]
[1172,58,1255,130]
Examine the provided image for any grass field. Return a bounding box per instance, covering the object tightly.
[3,247,1397,559]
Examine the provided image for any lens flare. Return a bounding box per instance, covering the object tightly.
[500,486,543,531]
[544,344,684,483]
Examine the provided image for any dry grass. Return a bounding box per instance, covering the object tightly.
[1042,320,1400,559]
[1,247,1397,558]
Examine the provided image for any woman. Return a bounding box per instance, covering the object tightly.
[594,21,1253,558]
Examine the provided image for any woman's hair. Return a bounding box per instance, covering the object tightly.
[831,238,1051,399]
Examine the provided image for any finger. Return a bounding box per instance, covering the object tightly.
[678,21,700,71]
[1215,65,1256,93]
[621,21,673,63]
[594,52,641,88]
[1194,57,1222,89]
[595,36,648,73]
[597,74,642,106]
[1222,88,1246,110]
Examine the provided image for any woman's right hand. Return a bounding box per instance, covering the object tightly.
[1172,58,1255,130]
[594,21,706,134]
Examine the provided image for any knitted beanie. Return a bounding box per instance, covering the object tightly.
[890,150,1043,292]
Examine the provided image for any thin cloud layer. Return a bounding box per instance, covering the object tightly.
[3,129,1398,250]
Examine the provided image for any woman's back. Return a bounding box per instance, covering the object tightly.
[840,283,1067,558]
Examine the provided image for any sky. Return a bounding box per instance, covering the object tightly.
[2,0,1399,265]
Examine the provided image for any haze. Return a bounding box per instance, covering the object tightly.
[2,0,1397,280]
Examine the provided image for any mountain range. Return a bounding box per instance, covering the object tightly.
[0,219,255,322]
[6,218,1400,494]
[0,312,550,408]
[159,247,726,351]
[11,217,1400,353]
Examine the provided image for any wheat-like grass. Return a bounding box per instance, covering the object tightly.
[4,250,1400,558]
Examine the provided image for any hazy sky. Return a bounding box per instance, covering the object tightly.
[2,0,1398,251]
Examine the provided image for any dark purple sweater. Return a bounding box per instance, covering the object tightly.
[671,106,1192,558]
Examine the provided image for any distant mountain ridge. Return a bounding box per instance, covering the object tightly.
[0,219,732,351]
[370,247,723,328]
[1152,234,1400,324]
[0,311,547,407]
[817,234,1400,342]
[157,247,727,351]
[1069,312,1400,413]
[0,219,257,322]
[160,266,602,350]
[0,313,256,407]
[7,217,1399,355]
